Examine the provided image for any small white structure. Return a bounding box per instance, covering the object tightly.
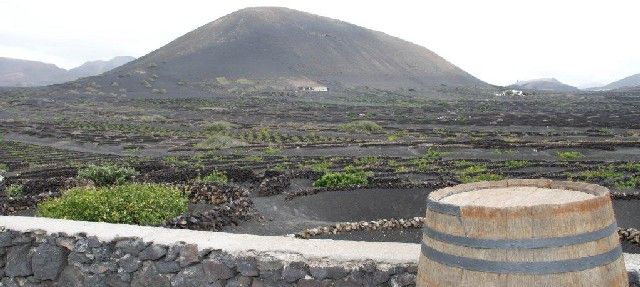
[495,89,524,96]
[298,86,328,92]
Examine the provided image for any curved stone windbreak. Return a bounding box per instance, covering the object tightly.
[0,216,418,287]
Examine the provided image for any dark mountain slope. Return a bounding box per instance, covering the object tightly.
[107,7,487,90]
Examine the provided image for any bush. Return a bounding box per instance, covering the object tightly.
[456,163,505,183]
[422,148,447,161]
[338,121,382,134]
[264,146,281,155]
[6,184,23,197]
[505,160,531,169]
[0,163,7,173]
[203,121,236,133]
[556,151,584,161]
[304,160,332,173]
[37,183,187,225]
[78,164,139,186]
[198,171,228,185]
[313,170,370,188]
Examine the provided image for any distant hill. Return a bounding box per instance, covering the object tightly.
[69,56,135,79]
[596,74,640,91]
[0,57,70,87]
[101,7,487,93]
[509,78,579,93]
[0,56,134,87]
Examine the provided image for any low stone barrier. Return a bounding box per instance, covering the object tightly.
[1,216,640,286]
[0,216,418,287]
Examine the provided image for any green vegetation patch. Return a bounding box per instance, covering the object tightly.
[313,170,371,188]
[456,163,505,183]
[204,121,236,133]
[338,120,383,134]
[6,184,23,197]
[568,166,639,190]
[78,164,139,187]
[504,160,531,169]
[37,183,187,225]
[197,170,228,185]
[556,151,584,161]
[0,163,7,172]
[304,160,333,173]
[263,146,281,155]
[458,173,505,183]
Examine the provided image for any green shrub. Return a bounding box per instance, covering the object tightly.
[0,163,7,172]
[203,121,236,133]
[197,171,228,185]
[313,170,370,188]
[505,160,531,169]
[305,160,332,173]
[338,121,382,133]
[613,177,640,190]
[459,173,505,183]
[6,184,23,197]
[575,168,624,182]
[620,162,640,172]
[196,134,246,149]
[423,148,447,161]
[459,164,488,175]
[556,151,584,161]
[37,184,187,225]
[264,146,281,155]
[456,163,505,183]
[78,164,139,186]
[246,155,264,162]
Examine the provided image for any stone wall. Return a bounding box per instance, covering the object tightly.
[1,216,640,287]
[0,216,418,287]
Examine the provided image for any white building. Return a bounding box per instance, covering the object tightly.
[298,86,328,92]
[495,89,524,96]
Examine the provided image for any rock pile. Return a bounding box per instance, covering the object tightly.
[620,228,640,245]
[0,177,93,215]
[0,192,60,215]
[612,191,640,200]
[0,229,419,287]
[295,217,425,239]
[167,184,255,231]
[257,174,290,196]
[141,167,200,184]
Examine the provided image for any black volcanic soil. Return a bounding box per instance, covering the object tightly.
[223,186,640,253]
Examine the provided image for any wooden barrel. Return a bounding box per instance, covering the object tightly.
[417,179,628,287]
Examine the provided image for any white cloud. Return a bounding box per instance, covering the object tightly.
[1,0,639,86]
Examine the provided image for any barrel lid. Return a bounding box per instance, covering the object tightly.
[428,179,610,212]
[439,186,595,208]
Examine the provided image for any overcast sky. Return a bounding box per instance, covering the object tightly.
[2,0,639,88]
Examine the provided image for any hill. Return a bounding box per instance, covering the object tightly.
[69,56,135,79]
[510,78,579,93]
[597,74,640,91]
[0,56,134,87]
[102,7,487,93]
[0,57,70,87]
